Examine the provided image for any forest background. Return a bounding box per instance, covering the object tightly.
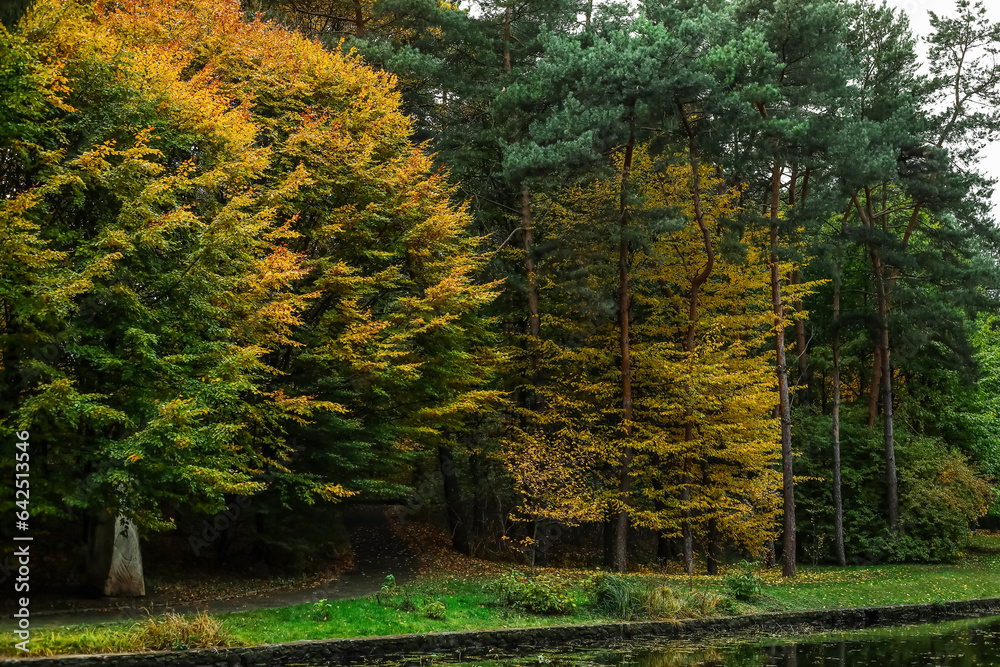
[2,0,1000,588]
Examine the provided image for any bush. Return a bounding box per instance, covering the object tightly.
[487,571,575,615]
[584,573,647,620]
[377,573,397,603]
[793,414,992,564]
[722,562,763,602]
[852,438,993,563]
[422,598,447,620]
[309,599,336,621]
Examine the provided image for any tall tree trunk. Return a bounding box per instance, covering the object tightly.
[831,250,847,566]
[769,158,796,578]
[675,109,715,577]
[522,187,544,409]
[614,127,637,573]
[792,266,810,408]
[867,346,882,427]
[503,5,512,73]
[789,166,810,409]
[875,260,898,533]
[352,0,365,38]
[438,446,472,556]
[853,195,899,534]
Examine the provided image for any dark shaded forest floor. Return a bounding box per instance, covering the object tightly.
[0,505,417,628]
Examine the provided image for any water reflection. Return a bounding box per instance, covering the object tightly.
[430,616,1000,666]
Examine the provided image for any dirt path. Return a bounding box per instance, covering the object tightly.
[3,505,418,629]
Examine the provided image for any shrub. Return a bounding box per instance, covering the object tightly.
[377,573,397,604]
[722,562,763,602]
[310,599,335,621]
[488,570,575,615]
[794,414,993,565]
[584,573,647,620]
[422,598,447,620]
[374,573,418,611]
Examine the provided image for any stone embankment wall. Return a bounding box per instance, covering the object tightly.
[6,597,1000,666]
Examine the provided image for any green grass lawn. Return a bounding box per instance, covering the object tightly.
[7,535,1000,657]
[217,578,611,645]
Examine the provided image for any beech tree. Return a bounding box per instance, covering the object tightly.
[1,0,498,589]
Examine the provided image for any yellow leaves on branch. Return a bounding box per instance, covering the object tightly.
[12,0,497,519]
[504,429,603,527]
[503,143,789,553]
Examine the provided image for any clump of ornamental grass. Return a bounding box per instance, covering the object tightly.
[132,611,237,650]
[0,611,240,657]
[644,586,720,619]
[584,573,648,620]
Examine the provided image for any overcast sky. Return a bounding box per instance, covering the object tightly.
[884,0,1000,214]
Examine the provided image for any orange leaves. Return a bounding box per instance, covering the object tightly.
[9,0,499,523]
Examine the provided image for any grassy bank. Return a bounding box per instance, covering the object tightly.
[6,534,1000,657]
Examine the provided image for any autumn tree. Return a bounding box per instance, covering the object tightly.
[502,137,789,573]
[1,0,499,589]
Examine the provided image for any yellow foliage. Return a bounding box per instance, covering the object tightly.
[503,144,802,557]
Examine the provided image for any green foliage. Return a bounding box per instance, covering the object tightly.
[377,574,397,605]
[1,0,500,539]
[308,599,336,622]
[795,418,992,564]
[5,0,1000,577]
[584,574,720,620]
[422,598,447,620]
[373,574,421,613]
[583,573,648,621]
[488,571,575,615]
[722,563,763,602]
[644,586,721,619]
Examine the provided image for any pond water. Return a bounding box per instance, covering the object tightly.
[421,615,1000,666]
